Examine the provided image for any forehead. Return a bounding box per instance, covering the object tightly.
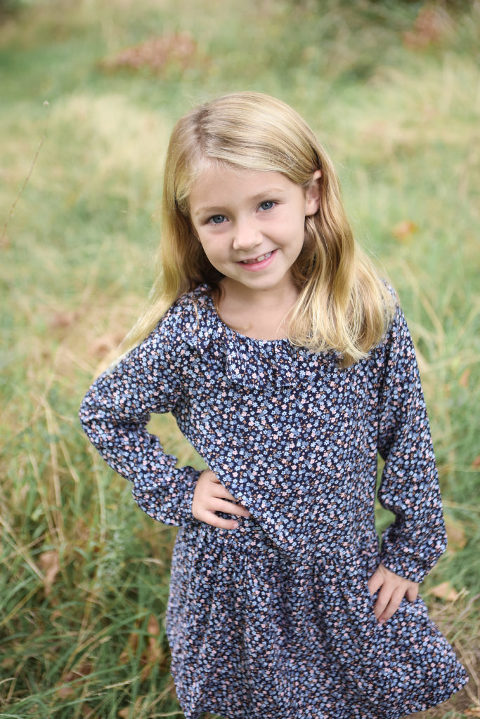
[188,163,299,212]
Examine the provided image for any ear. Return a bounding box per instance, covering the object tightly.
[304,170,322,217]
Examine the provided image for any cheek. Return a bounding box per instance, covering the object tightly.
[197,238,226,267]
[283,217,308,247]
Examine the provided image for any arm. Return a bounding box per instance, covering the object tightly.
[376,303,447,585]
[78,308,200,528]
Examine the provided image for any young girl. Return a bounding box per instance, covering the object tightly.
[79,91,468,718]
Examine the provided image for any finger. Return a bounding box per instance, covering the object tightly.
[214,489,240,503]
[206,473,235,494]
[378,587,405,623]
[210,482,240,501]
[201,511,240,529]
[367,569,384,597]
[373,584,392,620]
[214,498,251,517]
[406,585,419,602]
[212,485,250,512]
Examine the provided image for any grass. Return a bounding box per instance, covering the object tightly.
[0,0,479,716]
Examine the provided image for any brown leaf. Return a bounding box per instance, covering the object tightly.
[465,708,480,717]
[39,550,60,596]
[90,332,124,359]
[472,455,480,470]
[391,220,418,243]
[403,6,454,50]
[49,311,77,330]
[140,614,163,680]
[101,32,197,75]
[147,614,160,637]
[430,581,460,602]
[459,368,471,388]
[57,684,75,699]
[57,662,94,699]
[445,515,467,552]
[80,704,97,718]
[119,630,139,664]
[72,661,94,678]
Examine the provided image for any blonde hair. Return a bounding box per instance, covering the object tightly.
[116,91,395,368]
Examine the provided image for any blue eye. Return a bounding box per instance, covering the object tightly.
[259,200,276,211]
[208,214,227,225]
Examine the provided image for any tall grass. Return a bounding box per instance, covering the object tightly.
[1,0,479,716]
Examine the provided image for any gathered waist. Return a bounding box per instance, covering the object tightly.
[183,511,379,574]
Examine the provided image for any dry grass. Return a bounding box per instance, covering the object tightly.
[1,0,479,716]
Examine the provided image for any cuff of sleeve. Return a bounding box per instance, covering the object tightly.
[379,552,429,584]
[379,529,447,584]
[177,467,201,527]
[132,465,201,528]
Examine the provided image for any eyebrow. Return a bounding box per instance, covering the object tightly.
[192,187,287,217]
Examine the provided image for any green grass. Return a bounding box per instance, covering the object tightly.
[1,0,479,716]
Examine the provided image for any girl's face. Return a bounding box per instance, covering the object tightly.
[188,163,320,299]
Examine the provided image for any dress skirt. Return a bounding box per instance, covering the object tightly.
[166,515,468,719]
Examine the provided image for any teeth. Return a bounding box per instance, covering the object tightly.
[241,251,273,264]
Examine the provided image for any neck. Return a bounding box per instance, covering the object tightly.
[215,278,300,340]
[219,277,299,311]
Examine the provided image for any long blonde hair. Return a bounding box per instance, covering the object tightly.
[116,91,395,368]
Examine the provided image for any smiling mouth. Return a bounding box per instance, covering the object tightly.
[239,251,274,264]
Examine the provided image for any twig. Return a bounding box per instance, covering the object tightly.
[0,101,49,246]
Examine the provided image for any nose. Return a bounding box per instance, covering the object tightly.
[231,217,262,253]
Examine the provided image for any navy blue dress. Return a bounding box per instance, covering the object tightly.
[79,283,468,718]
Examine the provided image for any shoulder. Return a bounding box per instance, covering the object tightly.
[370,283,418,373]
[152,283,215,349]
[375,280,405,346]
[170,283,212,321]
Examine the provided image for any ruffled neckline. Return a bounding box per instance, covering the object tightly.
[180,284,334,389]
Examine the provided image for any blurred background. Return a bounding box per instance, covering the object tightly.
[1,0,479,717]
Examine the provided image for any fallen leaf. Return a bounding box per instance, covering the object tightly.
[101,32,197,75]
[57,684,75,699]
[72,661,94,678]
[141,614,163,680]
[119,630,139,664]
[403,6,454,49]
[445,515,467,552]
[472,455,480,470]
[391,220,418,243]
[90,332,124,359]
[459,368,471,388]
[49,311,77,330]
[39,550,60,596]
[147,614,160,638]
[430,581,460,602]
[80,704,97,718]
[465,708,480,717]
[57,662,94,699]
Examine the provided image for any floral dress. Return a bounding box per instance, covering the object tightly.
[79,283,468,719]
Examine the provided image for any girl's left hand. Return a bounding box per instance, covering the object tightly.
[367,563,419,624]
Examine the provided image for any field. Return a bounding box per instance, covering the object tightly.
[1,0,479,717]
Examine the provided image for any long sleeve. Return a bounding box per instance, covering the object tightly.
[376,304,447,583]
[78,307,200,528]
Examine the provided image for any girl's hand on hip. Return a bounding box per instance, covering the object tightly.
[192,469,251,529]
[367,563,419,624]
